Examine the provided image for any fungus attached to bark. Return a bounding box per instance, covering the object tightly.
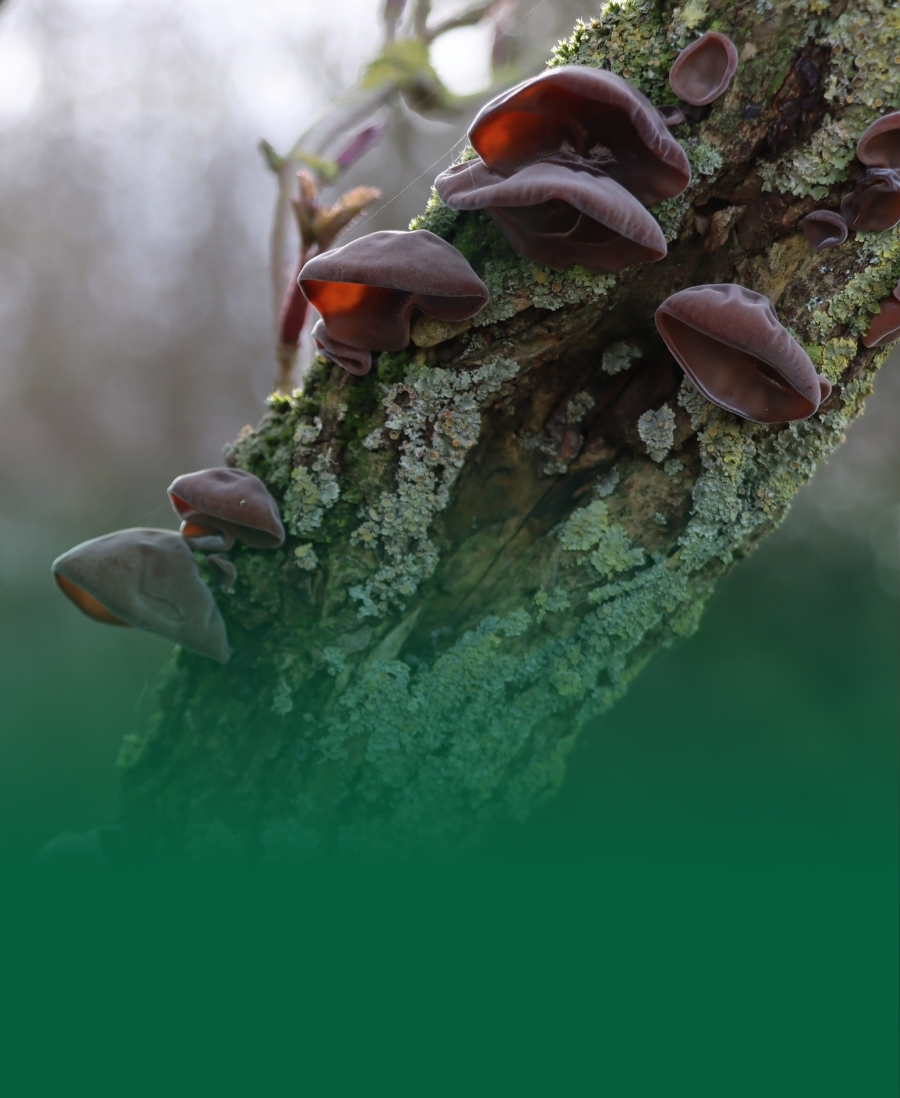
[862,281,900,347]
[655,284,828,422]
[840,168,900,232]
[168,468,285,551]
[856,110,900,169]
[657,104,686,127]
[311,318,374,376]
[299,230,489,374]
[801,209,848,251]
[51,528,231,663]
[668,32,739,106]
[434,158,667,272]
[467,66,691,206]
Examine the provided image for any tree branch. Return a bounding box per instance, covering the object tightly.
[117,0,900,866]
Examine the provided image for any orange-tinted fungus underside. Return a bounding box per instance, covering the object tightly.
[169,493,193,518]
[302,279,373,321]
[55,573,129,626]
[181,521,220,539]
[473,110,564,169]
[659,315,814,422]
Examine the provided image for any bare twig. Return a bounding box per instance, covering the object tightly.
[261,0,521,393]
[424,1,498,43]
[383,0,407,42]
[412,0,432,39]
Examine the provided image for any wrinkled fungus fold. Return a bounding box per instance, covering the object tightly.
[311,318,375,376]
[655,284,827,423]
[467,66,691,206]
[840,168,900,232]
[434,158,667,272]
[51,528,231,663]
[668,32,739,106]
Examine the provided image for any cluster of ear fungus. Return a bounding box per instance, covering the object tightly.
[434,66,689,273]
[51,469,285,662]
[803,110,900,248]
[431,36,739,274]
[48,51,896,645]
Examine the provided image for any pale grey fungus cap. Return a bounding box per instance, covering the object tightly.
[52,528,231,663]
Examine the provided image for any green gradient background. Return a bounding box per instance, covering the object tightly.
[2,440,896,1097]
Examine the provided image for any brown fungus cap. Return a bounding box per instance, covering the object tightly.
[862,281,900,347]
[856,110,900,169]
[435,158,666,273]
[168,467,285,551]
[668,32,739,107]
[467,66,691,206]
[801,209,849,251]
[51,528,231,663]
[840,168,900,232]
[655,284,826,423]
[299,230,488,368]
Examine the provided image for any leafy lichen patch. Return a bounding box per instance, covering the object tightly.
[761,0,900,199]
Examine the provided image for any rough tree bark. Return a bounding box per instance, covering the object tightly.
[116,0,899,864]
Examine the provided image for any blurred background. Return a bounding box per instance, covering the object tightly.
[0,1,895,1087]
[0,0,895,866]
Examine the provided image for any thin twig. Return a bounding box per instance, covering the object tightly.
[424,1,497,43]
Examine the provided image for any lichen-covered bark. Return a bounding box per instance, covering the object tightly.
[117,0,900,864]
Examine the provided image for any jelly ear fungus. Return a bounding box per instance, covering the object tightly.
[299,230,488,375]
[655,284,830,423]
[168,467,285,551]
[668,32,739,107]
[51,528,231,663]
[467,66,691,206]
[801,210,848,251]
[861,280,900,348]
[434,158,667,273]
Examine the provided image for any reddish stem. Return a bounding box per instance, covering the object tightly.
[277,251,309,347]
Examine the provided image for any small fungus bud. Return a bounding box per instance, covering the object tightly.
[434,158,666,272]
[299,230,489,375]
[168,468,285,551]
[856,110,900,169]
[657,104,686,127]
[51,528,231,663]
[655,284,828,423]
[467,66,691,206]
[861,280,900,348]
[668,32,739,107]
[801,209,849,251]
[840,168,900,232]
